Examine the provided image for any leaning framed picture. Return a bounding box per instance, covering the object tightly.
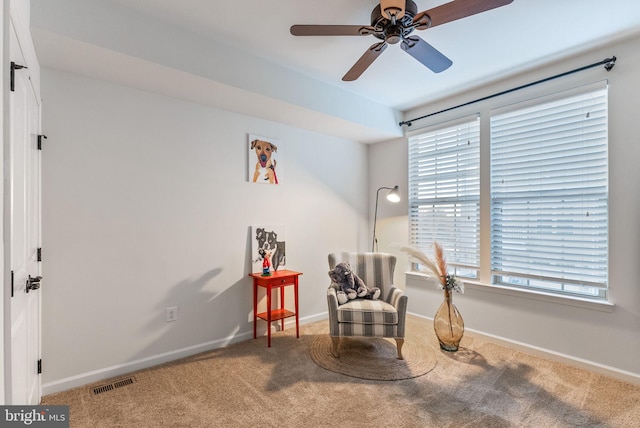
[251,225,286,274]
[247,134,281,184]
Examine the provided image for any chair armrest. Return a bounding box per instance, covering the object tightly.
[327,286,339,310]
[327,286,340,336]
[387,286,408,338]
[386,286,406,309]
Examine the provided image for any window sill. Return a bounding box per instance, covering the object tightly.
[405,271,615,313]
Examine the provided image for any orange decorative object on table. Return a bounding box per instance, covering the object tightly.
[249,270,302,347]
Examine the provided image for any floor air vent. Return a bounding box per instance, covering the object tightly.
[92,377,136,395]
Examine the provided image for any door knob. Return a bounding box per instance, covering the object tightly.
[26,275,42,293]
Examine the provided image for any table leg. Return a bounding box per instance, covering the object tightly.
[253,281,257,340]
[267,286,272,347]
[280,286,285,331]
[294,279,299,338]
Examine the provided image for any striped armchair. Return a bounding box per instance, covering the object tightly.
[327,252,408,359]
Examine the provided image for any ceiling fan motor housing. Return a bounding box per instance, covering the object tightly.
[371,0,418,44]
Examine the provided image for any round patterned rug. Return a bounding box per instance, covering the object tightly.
[309,336,437,381]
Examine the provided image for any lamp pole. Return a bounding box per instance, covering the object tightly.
[372,185,399,252]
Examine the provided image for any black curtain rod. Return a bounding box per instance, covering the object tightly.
[399,56,617,127]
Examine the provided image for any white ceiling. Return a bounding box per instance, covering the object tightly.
[30,0,640,143]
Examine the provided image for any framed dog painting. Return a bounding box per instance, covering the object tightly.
[251,225,286,274]
[248,134,281,184]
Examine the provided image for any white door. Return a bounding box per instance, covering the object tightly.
[9,22,42,405]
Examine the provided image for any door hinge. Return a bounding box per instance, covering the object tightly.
[10,61,28,92]
[11,270,14,297]
[37,359,42,375]
[37,248,42,262]
[37,135,47,150]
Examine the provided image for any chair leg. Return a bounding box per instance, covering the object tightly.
[395,338,405,360]
[330,337,340,358]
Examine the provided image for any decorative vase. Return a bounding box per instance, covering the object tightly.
[433,289,464,352]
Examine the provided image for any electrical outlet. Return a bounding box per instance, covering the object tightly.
[166,306,178,322]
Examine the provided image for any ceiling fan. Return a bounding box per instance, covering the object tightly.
[290,0,514,81]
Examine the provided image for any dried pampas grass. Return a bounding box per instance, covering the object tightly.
[400,244,444,284]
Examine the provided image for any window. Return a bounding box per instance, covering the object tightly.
[407,83,609,300]
[408,116,480,278]
[490,85,608,298]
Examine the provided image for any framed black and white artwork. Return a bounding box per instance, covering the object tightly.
[251,225,286,274]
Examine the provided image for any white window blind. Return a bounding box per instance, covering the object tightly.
[490,85,608,297]
[408,116,480,276]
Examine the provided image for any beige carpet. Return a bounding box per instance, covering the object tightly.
[310,335,436,380]
[42,315,640,427]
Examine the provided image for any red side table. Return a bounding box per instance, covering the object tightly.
[249,270,302,347]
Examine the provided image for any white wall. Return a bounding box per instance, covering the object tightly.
[40,69,370,393]
[30,0,402,143]
[368,137,409,288]
[372,33,640,382]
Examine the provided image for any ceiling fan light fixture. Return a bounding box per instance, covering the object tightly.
[385,26,403,44]
[380,0,405,19]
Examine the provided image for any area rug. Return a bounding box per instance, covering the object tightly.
[309,335,437,380]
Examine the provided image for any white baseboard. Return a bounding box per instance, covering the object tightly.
[408,311,640,386]
[43,311,638,395]
[42,312,328,396]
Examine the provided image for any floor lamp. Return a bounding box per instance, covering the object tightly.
[372,185,400,252]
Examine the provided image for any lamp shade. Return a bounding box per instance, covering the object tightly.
[386,185,400,203]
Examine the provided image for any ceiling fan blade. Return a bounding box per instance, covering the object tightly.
[342,41,388,81]
[401,36,452,73]
[414,0,514,30]
[290,25,376,37]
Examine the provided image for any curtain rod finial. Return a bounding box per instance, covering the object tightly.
[605,56,616,72]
